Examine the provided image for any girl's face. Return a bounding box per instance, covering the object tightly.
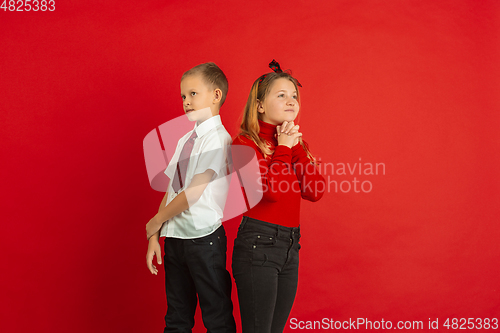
[258,78,300,125]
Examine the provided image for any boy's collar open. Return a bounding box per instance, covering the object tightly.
[194,115,221,138]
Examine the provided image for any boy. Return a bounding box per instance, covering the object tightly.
[145,62,236,333]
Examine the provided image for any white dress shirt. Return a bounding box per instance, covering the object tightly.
[160,115,232,239]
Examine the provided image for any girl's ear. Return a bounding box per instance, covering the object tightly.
[257,99,264,114]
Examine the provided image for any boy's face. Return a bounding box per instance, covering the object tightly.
[180,74,218,123]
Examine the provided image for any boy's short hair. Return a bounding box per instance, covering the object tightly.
[182,62,229,107]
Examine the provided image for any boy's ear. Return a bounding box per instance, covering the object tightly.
[213,88,222,103]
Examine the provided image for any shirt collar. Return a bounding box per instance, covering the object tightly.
[193,115,222,138]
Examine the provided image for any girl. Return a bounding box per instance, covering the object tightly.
[232,60,326,333]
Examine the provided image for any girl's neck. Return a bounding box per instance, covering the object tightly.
[258,119,278,142]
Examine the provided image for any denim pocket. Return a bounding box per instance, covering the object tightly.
[190,238,216,246]
[253,234,276,247]
[238,230,276,247]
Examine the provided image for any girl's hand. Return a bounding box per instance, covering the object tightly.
[277,121,299,135]
[277,128,302,148]
[146,235,162,275]
[292,134,301,147]
[277,121,301,147]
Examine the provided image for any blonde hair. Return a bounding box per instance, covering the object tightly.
[239,72,317,164]
[182,62,229,106]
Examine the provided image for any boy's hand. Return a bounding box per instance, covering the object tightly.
[146,215,161,240]
[146,235,162,275]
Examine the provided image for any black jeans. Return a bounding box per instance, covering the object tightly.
[163,226,236,333]
[232,216,301,333]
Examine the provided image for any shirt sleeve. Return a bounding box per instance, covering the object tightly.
[193,131,231,177]
[232,136,293,203]
[291,141,326,202]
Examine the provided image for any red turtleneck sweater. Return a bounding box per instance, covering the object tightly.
[232,120,325,227]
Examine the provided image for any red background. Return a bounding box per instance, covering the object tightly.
[1,1,499,332]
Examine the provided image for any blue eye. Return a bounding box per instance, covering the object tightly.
[278,94,285,97]
[181,96,185,100]
[293,95,297,99]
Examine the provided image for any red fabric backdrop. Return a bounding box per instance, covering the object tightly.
[1,1,499,332]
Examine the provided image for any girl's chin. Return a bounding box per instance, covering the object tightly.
[264,115,297,125]
[282,114,297,122]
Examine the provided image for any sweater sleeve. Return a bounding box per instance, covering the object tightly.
[232,136,292,202]
[291,141,326,202]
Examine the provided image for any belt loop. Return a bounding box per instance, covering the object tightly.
[273,225,279,239]
[277,227,285,239]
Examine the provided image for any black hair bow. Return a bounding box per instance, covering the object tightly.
[258,59,302,87]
